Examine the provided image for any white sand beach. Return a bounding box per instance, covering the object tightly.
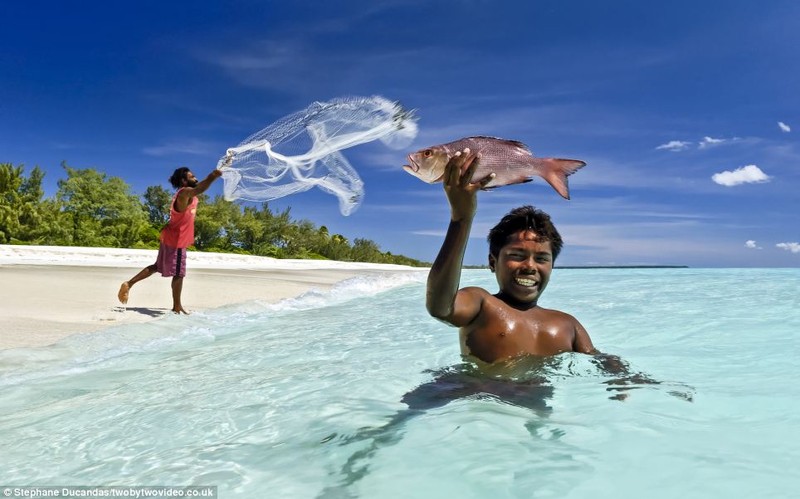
[0,245,422,350]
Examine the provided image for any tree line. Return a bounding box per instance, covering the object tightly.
[0,163,428,267]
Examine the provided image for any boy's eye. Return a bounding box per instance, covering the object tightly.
[505,253,550,263]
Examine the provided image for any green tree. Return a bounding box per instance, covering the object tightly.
[248,205,296,258]
[283,218,325,258]
[321,233,352,261]
[56,164,149,247]
[36,198,72,245]
[0,163,27,243]
[143,185,172,228]
[136,184,173,248]
[193,194,241,251]
[228,204,274,254]
[0,163,57,243]
[351,238,384,263]
[265,206,295,254]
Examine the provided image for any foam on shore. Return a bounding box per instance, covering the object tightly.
[0,245,417,271]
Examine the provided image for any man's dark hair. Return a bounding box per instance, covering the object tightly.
[487,205,563,260]
[169,167,191,189]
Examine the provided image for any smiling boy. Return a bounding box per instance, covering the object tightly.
[426,148,597,363]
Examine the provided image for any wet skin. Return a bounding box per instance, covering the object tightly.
[426,147,595,363]
[458,230,595,362]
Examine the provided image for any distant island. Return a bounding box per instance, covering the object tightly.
[464,265,689,270]
[555,265,689,269]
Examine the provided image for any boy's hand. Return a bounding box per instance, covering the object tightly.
[443,148,494,221]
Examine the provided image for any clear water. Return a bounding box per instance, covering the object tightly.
[1,268,799,498]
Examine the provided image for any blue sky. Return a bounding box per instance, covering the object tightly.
[2,0,798,267]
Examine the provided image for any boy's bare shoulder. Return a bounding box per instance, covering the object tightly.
[459,286,492,295]
[457,286,496,305]
[538,305,575,317]
[536,306,584,327]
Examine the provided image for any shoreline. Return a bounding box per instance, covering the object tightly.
[0,245,423,350]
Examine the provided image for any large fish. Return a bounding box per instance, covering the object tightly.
[403,136,586,199]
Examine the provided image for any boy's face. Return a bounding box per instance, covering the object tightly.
[489,229,554,306]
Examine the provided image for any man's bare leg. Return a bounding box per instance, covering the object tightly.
[171,276,189,314]
[118,264,157,304]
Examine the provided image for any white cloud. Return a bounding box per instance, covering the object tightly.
[143,139,213,157]
[776,242,800,253]
[698,136,726,149]
[711,164,771,186]
[656,140,692,151]
[778,121,791,133]
[745,240,762,249]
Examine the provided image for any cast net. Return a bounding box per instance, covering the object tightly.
[217,95,418,215]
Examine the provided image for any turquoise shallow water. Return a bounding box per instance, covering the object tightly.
[1,268,799,498]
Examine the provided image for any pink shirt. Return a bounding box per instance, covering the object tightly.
[160,188,198,249]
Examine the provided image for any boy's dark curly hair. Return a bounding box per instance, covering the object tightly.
[487,205,563,260]
[169,167,191,189]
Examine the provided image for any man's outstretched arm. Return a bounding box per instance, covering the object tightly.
[184,169,223,198]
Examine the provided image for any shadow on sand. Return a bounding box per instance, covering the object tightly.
[115,306,170,318]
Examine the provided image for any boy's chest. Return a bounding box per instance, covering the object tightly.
[462,307,574,361]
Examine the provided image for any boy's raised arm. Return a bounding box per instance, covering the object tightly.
[426,149,494,326]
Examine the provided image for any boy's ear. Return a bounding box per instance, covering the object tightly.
[488,254,496,273]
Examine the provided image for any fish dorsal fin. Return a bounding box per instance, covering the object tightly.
[467,136,532,154]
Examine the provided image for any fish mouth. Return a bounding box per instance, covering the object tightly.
[404,155,420,173]
[404,155,442,184]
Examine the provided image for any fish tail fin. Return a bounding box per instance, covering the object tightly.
[541,158,586,200]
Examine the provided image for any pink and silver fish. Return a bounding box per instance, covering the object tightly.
[403,136,586,199]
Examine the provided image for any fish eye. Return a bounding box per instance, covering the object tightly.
[423,149,432,157]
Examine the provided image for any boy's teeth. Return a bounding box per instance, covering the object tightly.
[515,277,536,286]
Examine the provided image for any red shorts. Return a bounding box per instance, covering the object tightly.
[156,243,187,278]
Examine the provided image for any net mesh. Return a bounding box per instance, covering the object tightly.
[217,95,418,215]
